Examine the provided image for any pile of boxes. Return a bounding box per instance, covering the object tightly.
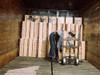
[19,15,85,59]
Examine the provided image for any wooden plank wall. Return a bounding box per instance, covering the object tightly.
[19,15,86,60]
[81,0,100,69]
[0,0,25,68]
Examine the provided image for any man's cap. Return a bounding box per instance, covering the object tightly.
[70,30,76,35]
[68,30,76,36]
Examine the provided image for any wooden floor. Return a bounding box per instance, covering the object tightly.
[0,57,100,75]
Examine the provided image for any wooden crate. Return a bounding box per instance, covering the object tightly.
[49,17,57,24]
[74,17,82,25]
[58,17,65,24]
[66,17,73,24]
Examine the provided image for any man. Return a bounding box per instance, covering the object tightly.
[49,30,77,62]
[49,31,59,62]
[67,30,78,49]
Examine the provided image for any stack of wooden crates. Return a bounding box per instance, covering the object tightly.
[19,15,85,60]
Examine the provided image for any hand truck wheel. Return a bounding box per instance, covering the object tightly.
[62,57,67,65]
[75,58,79,66]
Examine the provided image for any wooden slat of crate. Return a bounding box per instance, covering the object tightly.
[38,39,42,58]
[33,22,35,39]
[21,21,26,38]
[42,23,47,40]
[32,40,34,57]
[34,22,37,39]
[33,22,39,56]
[65,24,67,31]
[35,39,38,57]
[32,39,37,57]
[80,25,85,59]
[34,22,39,39]
[30,22,35,39]
[78,25,83,60]
[79,41,82,60]
[19,38,24,56]
[28,39,33,57]
[81,25,83,41]
[66,17,73,24]
[23,39,28,56]
[26,21,31,39]
[82,41,85,59]
[38,23,43,58]
[36,23,40,57]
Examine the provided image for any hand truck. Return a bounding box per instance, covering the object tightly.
[60,25,82,66]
